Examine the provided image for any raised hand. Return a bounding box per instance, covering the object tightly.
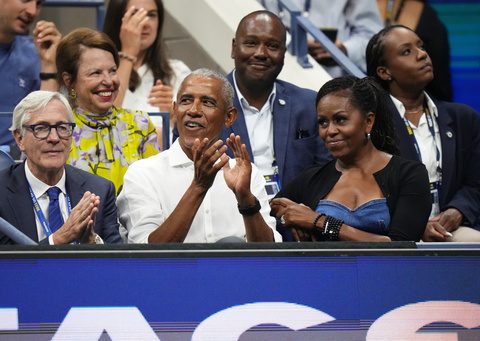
[192,138,229,191]
[119,6,149,58]
[33,21,61,72]
[223,134,252,201]
[149,80,174,112]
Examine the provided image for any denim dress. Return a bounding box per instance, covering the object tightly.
[316,199,391,235]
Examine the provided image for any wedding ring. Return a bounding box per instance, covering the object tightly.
[280,215,286,225]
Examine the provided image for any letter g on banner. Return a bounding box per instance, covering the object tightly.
[191,302,335,340]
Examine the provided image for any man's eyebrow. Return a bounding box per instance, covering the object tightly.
[201,95,217,103]
[27,120,69,125]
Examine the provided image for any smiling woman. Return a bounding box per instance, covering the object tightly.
[270,76,431,242]
[56,28,159,194]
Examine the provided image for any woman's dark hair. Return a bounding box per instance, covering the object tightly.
[103,0,173,91]
[316,76,399,155]
[365,24,416,90]
[56,27,119,86]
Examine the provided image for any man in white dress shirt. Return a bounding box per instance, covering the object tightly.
[117,69,281,243]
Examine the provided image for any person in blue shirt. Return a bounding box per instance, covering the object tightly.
[0,0,61,147]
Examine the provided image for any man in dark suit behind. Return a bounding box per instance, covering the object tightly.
[225,10,330,192]
[0,91,122,245]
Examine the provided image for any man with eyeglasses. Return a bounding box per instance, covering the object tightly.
[0,91,122,245]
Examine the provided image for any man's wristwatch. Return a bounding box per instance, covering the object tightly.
[93,234,104,244]
[238,198,261,216]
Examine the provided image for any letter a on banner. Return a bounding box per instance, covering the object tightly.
[52,307,159,340]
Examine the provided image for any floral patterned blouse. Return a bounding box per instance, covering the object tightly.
[68,107,159,193]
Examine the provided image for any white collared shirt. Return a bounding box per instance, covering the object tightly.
[117,140,281,243]
[24,161,68,243]
[391,93,442,183]
[232,70,277,176]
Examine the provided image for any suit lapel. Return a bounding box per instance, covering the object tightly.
[6,163,39,242]
[230,94,254,159]
[272,82,291,179]
[65,165,86,207]
[435,101,455,204]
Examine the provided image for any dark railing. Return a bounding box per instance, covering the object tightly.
[278,0,366,77]
[149,112,170,150]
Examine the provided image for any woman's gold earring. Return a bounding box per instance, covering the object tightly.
[365,132,371,143]
[69,88,77,100]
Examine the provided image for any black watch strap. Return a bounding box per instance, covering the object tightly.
[238,198,261,216]
[39,72,57,80]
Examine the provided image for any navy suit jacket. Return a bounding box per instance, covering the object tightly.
[390,97,480,228]
[223,72,331,186]
[0,163,123,244]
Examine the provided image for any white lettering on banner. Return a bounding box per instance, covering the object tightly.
[191,302,335,340]
[367,301,480,341]
[0,308,18,330]
[2,301,480,339]
[52,307,159,340]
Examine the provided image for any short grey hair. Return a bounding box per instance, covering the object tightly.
[10,91,74,135]
[186,68,234,108]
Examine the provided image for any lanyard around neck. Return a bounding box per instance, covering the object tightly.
[402,104,442,183]
[28,185,72,238]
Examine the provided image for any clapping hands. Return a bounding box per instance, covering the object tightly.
[190,134,254,204]
[52,191,100,244]
[192,138,229,191]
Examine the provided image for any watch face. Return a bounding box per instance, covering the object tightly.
[94,234,103,244]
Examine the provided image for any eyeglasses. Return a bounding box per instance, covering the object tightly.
[22,123,76,140]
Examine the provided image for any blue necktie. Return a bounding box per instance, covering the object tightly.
[46,187,64,233]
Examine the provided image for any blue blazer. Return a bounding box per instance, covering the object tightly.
[0,163,123,244]
[223,72,331,187]
[390,97,480,228]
